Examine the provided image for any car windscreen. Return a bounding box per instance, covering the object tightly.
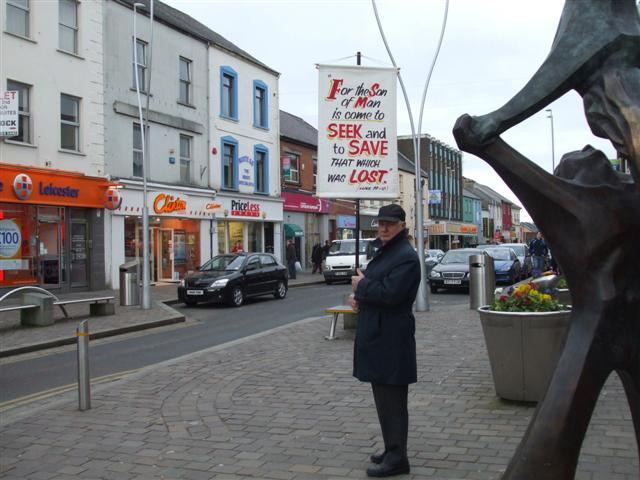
[506,245,525,256]
[200,254,245,271]
[328,242,367,255]
[484,248,511,260]
[441,251,478,264]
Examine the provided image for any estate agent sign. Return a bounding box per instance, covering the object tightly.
[316,65,398,199]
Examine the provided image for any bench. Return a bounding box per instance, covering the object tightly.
[0,304,39,313]
[54,296,116,318]
[325,305,357,340]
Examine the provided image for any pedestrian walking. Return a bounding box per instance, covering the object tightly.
[349,204,421,477]
[311,243,323,274]
[286,239,297,279]
[529,232,548,277]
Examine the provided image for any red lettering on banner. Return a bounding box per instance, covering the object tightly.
[326,79,344,100]
[326,123,362,139]
[348,139,388,156]
[348,169,389,184]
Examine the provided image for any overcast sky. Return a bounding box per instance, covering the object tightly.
[164,0,619,222]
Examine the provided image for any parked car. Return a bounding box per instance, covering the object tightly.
[178,253,288,307]
[482,246,522,285]
[428,248,483,293]
[323,239,376,285]
[500,243,532,279]
[424,249,445,274]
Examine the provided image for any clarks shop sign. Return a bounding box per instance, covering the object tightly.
[153,193,187,214]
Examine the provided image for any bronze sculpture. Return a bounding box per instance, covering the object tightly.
[453,1,640,478]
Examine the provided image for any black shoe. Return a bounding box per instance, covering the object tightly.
[366,459,410,477]
[370,451,386,464]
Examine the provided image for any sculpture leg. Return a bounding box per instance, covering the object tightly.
[617,367,640,476]
[502,316,611,480]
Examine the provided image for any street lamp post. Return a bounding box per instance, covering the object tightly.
[546,108,556,173]
[133,1,154,309]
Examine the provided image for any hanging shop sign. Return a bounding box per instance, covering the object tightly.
[316,65,398,199]
[428,189,442,205]
[337,215,356,229]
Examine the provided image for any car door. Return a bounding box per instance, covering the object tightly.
[243,255,263,295]
[259,254,279,292]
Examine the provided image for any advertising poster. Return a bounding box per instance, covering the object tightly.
[0,218,22,270]
[0,91,19,137]
[238,155,255,193]
[317,65,398,199]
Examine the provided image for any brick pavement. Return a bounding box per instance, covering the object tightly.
[1,303,637,479]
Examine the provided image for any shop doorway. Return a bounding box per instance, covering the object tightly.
[70,220,89,286]
[159,228,174,281]
[37,207,64,288]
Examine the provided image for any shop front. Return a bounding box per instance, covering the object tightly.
[282,192,330,268]
[213,193,284,260]
[110,181,217,288]
[0,164,113,291]
[428,221,478,250]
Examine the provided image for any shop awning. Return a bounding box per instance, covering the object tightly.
[284,223,304,238]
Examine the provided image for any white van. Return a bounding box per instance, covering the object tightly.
[323,239,377,285]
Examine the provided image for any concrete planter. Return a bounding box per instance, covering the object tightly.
[477,306,571,402]
[555,288,572,306]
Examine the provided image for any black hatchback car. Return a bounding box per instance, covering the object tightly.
[178,253,288,307]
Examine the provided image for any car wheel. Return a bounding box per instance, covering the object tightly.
[227,286,244,307]
[184,299,197,307]
[274,280,287,299]
[430,285,438,294]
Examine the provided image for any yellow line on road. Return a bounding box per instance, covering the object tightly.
[0,368,140,412]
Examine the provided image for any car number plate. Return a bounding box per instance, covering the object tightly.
[444,279,461,285]
[335,271,348,276]
[186,289,204,295]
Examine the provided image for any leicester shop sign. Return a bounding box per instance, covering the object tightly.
[0,163,114,208]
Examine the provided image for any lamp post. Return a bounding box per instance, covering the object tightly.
[133,1,154,309]
[546,108,556,173]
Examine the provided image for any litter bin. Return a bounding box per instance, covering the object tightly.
[120,260,140,306]
[469,253,495,310]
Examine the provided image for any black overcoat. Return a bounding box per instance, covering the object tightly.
[353,229,420,385]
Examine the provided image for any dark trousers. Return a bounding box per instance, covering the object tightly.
[287,260,296,279]
[371,383,409,463]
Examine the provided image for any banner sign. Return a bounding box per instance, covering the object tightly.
[0,218,22,270]
[317,65,398,199]
[238,156,255,193]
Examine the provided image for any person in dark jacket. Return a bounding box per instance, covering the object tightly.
[529,232,548,276]
[311,243,323,274]
[286,239,297,279]
[350,204,421,477]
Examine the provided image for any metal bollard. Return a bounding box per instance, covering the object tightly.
[469,253,495,310]
[77,320,91,411]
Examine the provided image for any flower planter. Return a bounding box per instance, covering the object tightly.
[477,306,571,402]
[555,288,571,306]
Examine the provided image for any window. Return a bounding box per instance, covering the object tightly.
[59,0,78,53]
[220,66,237,119]
[313,157,317,188]
[132,123,146,177]
[6,0,29,37]
[6,80,30,143]
[132,39,147,92]
[179,57,191,104]
[253,80,268,128]
[221,137,238,190]
[179,134,192,183]
[254,145,268,194]
[285,152,300,183]
[60,94,80,151]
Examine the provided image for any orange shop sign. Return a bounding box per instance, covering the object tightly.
[0,163,115,208]
[153,193,187,214]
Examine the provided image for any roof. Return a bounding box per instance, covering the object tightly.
[280,110,318,147]
[116,0,279,76]
[463,188,481,200]
[463,178,521,209]
[398,151,428,177]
